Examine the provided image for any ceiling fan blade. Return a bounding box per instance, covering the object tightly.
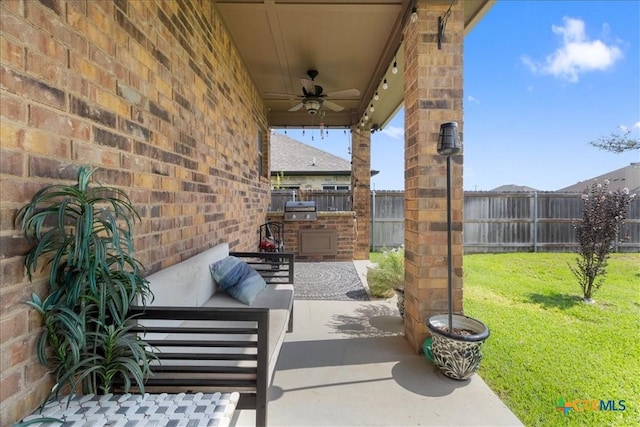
[324,88,361,98]
[264,92,300,97]
[322,100,344,112]
[288,102,304,112]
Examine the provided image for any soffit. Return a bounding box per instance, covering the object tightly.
[213,0,494,129]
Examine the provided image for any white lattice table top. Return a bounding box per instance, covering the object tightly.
[21,391,240,427]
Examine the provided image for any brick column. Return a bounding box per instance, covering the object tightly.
[351,128,371,260]
[402,0,464,352]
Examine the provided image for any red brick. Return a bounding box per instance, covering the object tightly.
[0,206,19,230]
[0,282,32,312]
[21,74,66,110]
[0,35,24,69]
[0,310,28,344]
[23,129,70,157]
[0,369,23,401]
[0,339,27,372]
[0,93,27,123]
[0,149,24,176]
[0,179,46,204]
[0,258,26,288]
[26,51,64,84]
[0,64,24,96]
[29,106,91,141]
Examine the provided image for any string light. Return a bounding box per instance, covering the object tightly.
[369,103,375,112]
[411,6,418,23]
[383,78,388,90]
[374,91,379,101]
[392,59,398,74]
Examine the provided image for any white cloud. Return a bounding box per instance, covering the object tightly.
[633,122,640,130]
[467,95,480,104]
[618,125,629,132]
[380,125,404,141]
[521,17,623,83]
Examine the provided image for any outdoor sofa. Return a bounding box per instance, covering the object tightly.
[121,242,295,427]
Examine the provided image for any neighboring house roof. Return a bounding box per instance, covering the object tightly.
[270,132,378,176]
[490,184,539,192]
[557,162,640,193]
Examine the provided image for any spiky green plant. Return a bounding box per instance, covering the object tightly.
[15,166,154,399]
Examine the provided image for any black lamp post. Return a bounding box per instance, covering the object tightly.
[437,121,460,333]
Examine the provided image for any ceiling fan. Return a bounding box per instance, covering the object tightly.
[266,69,360,115]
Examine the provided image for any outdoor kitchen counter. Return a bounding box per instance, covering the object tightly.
[267,211,356,261]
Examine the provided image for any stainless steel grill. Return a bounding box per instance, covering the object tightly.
[284,201,317,221]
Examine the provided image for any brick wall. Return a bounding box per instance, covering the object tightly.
[266,212,356,261]
[0,0,270,424]
[351,129,371,259]
[401,0,465,352]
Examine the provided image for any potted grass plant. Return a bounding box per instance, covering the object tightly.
[425,122,489,380]
[15,166,155,401]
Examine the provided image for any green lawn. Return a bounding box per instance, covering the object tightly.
[463,252,640,427]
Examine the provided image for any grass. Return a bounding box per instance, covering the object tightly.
[463,252,640,427]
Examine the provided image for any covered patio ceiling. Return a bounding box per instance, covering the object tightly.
[213,0,493,130]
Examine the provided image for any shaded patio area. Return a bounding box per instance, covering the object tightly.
[233,262,522,426]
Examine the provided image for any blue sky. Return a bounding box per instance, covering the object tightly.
[275,0,640,191]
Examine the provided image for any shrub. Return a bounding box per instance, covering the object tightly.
[367,247,404,298]
[570,180,635,301]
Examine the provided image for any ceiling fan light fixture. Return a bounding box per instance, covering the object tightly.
[304,99,321,114]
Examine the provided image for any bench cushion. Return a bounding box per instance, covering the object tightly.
[201,285,294,378]
[146,243,230,307]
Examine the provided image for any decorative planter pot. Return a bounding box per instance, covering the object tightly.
[426,314,490,380]
[395,286,404,319]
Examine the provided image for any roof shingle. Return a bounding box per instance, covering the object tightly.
[270,132,351,174]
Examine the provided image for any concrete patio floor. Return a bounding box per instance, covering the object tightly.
[233,263,523,426]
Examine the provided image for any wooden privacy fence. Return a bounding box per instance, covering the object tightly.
[270,190,640,252]
[368,191,640,253]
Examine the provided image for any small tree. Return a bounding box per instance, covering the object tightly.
[589,129,639,153]
[570,180,635,302]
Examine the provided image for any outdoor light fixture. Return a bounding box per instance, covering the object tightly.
[382,78,388,90]
[437,121,460,333]
[438,0,456,50]
[410,6,418,23]
[437,121,461,156]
